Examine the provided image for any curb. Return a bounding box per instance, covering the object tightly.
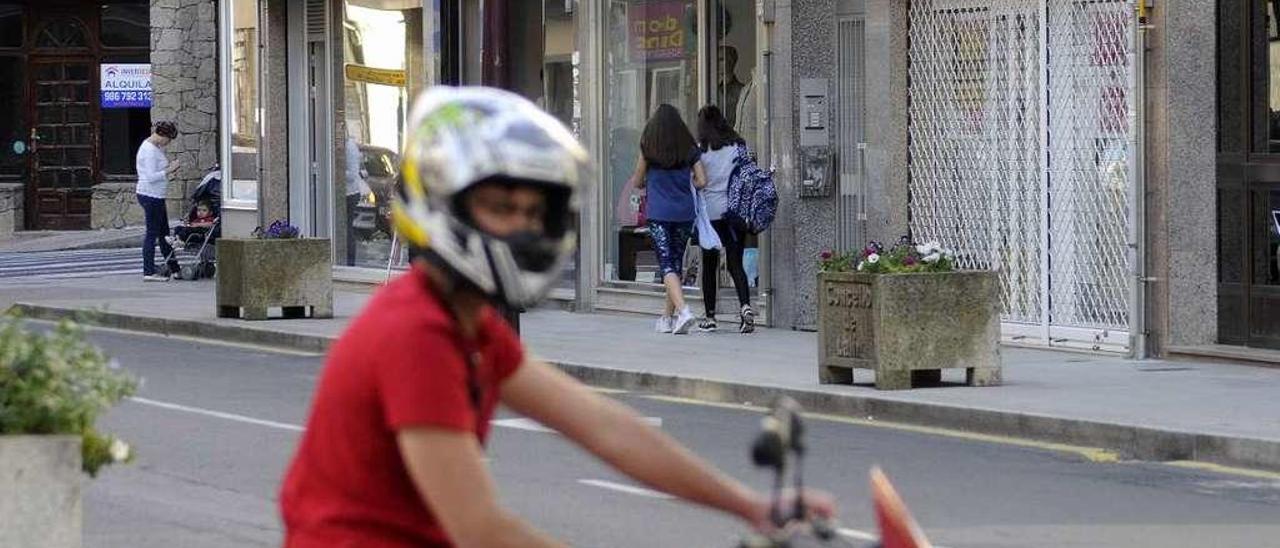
[9,303,333,355]
[10,302,1280,473]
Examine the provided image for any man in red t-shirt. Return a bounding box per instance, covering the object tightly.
[280,88,833,547]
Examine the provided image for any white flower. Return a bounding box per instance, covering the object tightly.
[109,439,131,463]
[922,252,942,263]
[856,261,865,271]
[867,253,880,264]
[916,241,943,256]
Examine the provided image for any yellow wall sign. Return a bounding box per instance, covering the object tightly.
[344,64,407,87]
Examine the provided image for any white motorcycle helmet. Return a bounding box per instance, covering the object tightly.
[391,87,588,309]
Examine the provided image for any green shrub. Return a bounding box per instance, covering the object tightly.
[0,314,137,476]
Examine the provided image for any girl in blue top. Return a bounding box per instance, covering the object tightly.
[627,104,708,335]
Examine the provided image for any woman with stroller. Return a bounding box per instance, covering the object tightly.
[135,121,182,281]
[626,104,707,335]
[695,105,755,333]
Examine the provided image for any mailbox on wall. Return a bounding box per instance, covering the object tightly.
[799,78,832,197]
[800,78,829,147]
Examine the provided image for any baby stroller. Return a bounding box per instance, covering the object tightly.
[159,167,221,280]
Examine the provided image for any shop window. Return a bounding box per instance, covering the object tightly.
[0,6,22,48]
[0,56,25,180]
[228,0,261,205]
[100,54,151,177]
[101,5,149,48]
[1260,0,1280,151]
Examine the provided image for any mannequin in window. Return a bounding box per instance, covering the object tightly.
[734,65,759,150]
[718,46,745,127]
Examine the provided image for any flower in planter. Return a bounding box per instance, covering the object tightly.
[254,219,301,239]
[817,237,957,274]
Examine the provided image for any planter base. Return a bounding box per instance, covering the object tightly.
[217,304,334,321]
[822,364,1002,390]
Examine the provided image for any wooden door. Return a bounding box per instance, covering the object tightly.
[27,56,96,230]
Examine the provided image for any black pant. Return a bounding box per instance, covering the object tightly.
[346,193,361,266]
[701,219,750,317]
[138,195,178,275]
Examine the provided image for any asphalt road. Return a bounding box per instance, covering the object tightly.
[73,326,1280,548]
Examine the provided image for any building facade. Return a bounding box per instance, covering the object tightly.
[0,0,217,236]
[225,1,1257,359]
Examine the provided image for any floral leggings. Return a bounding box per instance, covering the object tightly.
[646,220,694,278]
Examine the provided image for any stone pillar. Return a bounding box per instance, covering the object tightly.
[150,0,220,219]
[259,0,290,226]
[864,0,909,245]
[1146,1,1217,352]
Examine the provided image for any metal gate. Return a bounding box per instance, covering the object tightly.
[907,0,1137,351]
[835,16,867,253]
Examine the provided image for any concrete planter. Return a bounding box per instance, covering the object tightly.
[817,271,1002,390]
[216,238,334,320]
[0,435,82,548]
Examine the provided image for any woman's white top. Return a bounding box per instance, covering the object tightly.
[135,140,168,199]
[699,146,738,221]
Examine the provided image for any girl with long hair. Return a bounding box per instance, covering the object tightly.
[695,105,755,333]
[628,104,708,334]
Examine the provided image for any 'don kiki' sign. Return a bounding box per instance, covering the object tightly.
[629,1,691,62]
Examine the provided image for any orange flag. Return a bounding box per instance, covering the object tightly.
[871,466,933,548]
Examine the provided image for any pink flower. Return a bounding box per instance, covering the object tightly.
[820,250,833,260]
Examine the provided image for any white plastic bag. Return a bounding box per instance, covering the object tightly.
[693,183,722,251]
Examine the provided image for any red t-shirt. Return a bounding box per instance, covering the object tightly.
[280,267,524,547]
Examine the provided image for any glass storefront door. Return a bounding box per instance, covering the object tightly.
[600,0,760,300]
[339,1,426,268]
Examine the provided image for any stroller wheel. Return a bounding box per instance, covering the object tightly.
[179,264,198,281]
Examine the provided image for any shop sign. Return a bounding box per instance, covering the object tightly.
[345,64,407,87]
[100,63,152,109]
[629,1,689,61]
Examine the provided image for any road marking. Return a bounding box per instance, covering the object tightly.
[836,528,877,542]
[493,416,661,434]
[641,395,1122,463]
[577,479,673,499]
[128,397,666,440]
[1164,460,1280,481]
[129,397,305,432]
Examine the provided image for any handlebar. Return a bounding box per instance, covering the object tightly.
[738,397,858,548]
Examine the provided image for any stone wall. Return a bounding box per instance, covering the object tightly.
[0,183,23,238]
[91,183,147,229]
[148,0,219,221]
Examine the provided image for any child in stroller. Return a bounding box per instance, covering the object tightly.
[161,168,221,280]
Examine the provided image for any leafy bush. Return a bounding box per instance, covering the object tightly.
[0,315,137,476]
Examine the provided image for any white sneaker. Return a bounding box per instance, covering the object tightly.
[655,315,674,333]
[672,307,696,335]
[142,274,170,282]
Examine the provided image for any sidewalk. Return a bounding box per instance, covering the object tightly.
[4,273,1279,472]
[0,227,144,253]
